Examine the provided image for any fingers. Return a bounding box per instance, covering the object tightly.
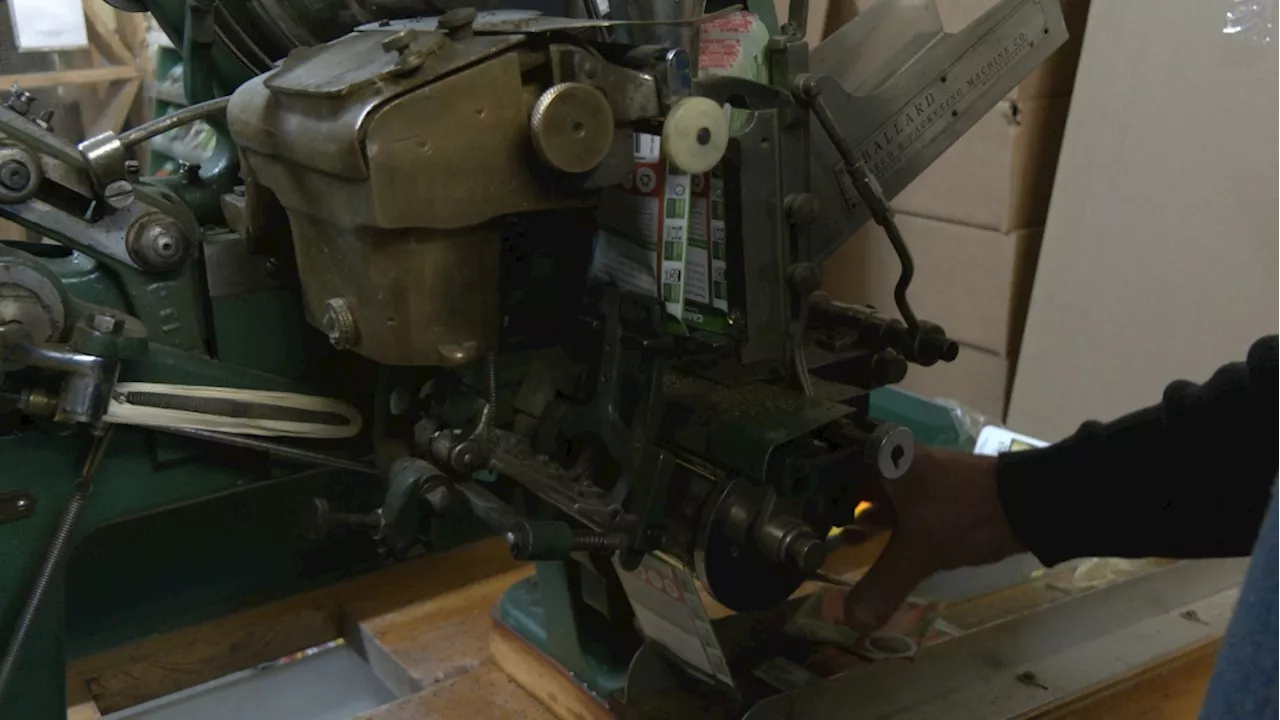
[841,531,933,634]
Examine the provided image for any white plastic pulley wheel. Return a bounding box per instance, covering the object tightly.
[661,96,729,174]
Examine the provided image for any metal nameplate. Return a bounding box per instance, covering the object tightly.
[853,0,1055,179]
[808,0,1068,261]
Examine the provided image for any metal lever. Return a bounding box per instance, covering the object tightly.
[794,75,921,336]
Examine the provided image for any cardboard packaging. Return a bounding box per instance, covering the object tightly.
[898,342,1010,420]
[1006,0,1279,440]
[891,98,1070,232]
[821,214,1042,356]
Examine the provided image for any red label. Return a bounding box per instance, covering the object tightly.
[699,38,744,71]
[702,11,755,34]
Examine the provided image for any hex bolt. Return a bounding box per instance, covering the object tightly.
[322,297,358,349]
[420,482,454,513]
[90,312,125,335]
[5,84,34,115]
[34,109,54,130]
[0,161,30,192]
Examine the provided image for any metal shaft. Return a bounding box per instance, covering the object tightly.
[0,491,87,702]
[116,97,230,148]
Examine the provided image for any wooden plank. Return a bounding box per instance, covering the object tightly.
[88,78,141,136]
[354,661,557,720]
[65,677,101,720]
[489,622,612,720]
[0,66,139,90]
[345,565,533,696]
[81,0,134,67]
[67,539,524,715]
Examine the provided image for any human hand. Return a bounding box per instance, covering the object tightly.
[829,446,1025,633]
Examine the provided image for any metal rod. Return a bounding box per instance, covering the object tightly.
[0,429,113,703]
[116,97,231,148]
[158,426,377,475]
[799,77,920,333]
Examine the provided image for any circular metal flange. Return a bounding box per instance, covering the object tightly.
[693,480,809,612]
[530,82,615,175]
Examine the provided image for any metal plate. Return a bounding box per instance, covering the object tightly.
[264,29,512,98]
[659,373,852,482]
[807,0,1068,262]
[744,558,1247,720]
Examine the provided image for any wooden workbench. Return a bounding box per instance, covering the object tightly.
[65,538,1219,719]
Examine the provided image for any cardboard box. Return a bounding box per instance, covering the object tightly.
[891,97,1071,231]
[821,214,1042,356]
[1006,0,1279,440]
[898,342,1010,420]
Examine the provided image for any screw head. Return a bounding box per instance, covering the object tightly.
[14,497,29,510]
[103,180,135,209]
[0,160,30,192]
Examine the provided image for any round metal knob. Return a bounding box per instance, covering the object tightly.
[381,29,416,54]
[438,7,478,36]
[530,83,615,174]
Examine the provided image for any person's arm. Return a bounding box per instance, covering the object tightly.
[997,334,1277,565]
[833,335,1277,632]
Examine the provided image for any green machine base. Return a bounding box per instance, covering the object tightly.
[493,387,980,711]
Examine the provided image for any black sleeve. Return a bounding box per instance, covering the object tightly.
[995,335,1278,566]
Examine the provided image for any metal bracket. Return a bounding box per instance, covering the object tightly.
[0,491,35,524]
[548,44,663,122]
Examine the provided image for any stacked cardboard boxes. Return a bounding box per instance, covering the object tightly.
[821,0,1090,420]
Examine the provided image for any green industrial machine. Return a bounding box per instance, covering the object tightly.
[0,0,1067,716]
